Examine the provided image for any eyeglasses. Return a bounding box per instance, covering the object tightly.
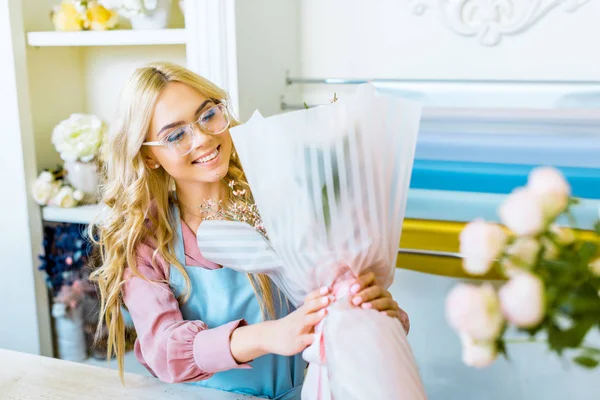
[142,103,230,157]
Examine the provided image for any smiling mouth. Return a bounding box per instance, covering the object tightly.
[192,145,220,164]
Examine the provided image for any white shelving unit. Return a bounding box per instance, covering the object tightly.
[27,29,187,47]
[42,204,103,225]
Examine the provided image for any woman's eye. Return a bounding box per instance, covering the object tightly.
[201,109,216,123]
[167,129,185,143]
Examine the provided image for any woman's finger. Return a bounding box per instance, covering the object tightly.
[362,297,396,312]
[350,271,376,295]
[398,309,410,334]
[351,285,386,306]
[303,308,327,328]
[305,286,329,303]
[300,334,316,348]
[303,295,330,314]
[380,310,397,318]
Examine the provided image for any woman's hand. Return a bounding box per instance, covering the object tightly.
[350,271,410,334]
[263,287,331,356]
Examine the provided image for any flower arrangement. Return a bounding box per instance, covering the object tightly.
[52,113,106,163]
[52,279,88,318]
[199,180,267,238]
[39,223,94,297]
[51,1,119,31]
[447,166,600,369]
[32,167,85,208]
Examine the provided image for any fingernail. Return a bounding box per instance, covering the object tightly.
[350,284,360,294]
[320,286,329,295]
[321,297,329,305]
[352,296,362,306]
[361,303,372,309]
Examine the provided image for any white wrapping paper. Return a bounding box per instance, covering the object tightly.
[197,84,426,399]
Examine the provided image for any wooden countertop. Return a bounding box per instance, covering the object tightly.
[0,349,259,399]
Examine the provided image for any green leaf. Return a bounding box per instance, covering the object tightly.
[496,338,510,361]
[557,285,600,317]
[594,220,600,236]
[547,319,596,353]
[573,355,599,369]
[303,102,310,109]
[321,184,331,230]
[579,242,598,266]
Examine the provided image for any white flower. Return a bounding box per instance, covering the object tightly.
[527,167,570,220]
[446,283,504,341]
[73,189,85,202]
[49,186,79,208]
[459,219,507,275]
[549,224,575,246]
[51,113,105,162]
[589,259,600,277]
[499,187,545,236]
[499,271,545,328]
[39,171,55,183]
[460,334,498,368]
[32,177,61,205]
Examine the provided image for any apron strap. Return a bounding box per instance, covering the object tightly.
[170,202,187,267]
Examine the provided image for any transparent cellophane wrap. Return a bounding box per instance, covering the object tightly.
[197,85,427,399]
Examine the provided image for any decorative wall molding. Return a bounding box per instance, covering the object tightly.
[408,0,591,46]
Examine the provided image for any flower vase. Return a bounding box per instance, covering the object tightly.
[130,0,172,30]
[52,302,88,362]
[64,160,99,201]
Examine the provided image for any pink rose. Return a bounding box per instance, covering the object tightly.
[499,188,545,236]
[499,271,545,328]
[527,167,570,220]
[446,283,504,341]
[460,334,498,368]
[460,219,507,275]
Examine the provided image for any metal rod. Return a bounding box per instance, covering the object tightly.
[286,77,600,86]
[398,248,463,259]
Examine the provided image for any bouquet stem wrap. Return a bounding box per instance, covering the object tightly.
[197,84,426,399]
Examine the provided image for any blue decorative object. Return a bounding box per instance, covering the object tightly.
[409,160,600,199]
[38,223,94,296]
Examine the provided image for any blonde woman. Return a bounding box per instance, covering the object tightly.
[90,62,409,399]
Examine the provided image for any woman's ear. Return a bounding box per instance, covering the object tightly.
[142,149,160,170]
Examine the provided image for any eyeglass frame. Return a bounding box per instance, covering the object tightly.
[142,102,230,156]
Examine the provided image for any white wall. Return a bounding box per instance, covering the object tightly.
[298,0,600,106]
[0,0,52,356]
[234,0,302,121]
[300,0,599,81]
[84,45,186,124]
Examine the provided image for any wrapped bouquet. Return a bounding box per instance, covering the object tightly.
[197,85,426,399]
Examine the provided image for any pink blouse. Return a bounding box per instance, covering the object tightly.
[122,219,251,383]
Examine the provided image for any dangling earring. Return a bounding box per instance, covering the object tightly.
[231,150,238,160]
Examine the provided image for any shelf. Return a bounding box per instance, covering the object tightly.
[42,204,104,224]
[27,29,187,47]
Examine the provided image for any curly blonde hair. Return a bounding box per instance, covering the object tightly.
[89,62,276,381]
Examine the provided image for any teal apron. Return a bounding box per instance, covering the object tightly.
[169,203,306,399]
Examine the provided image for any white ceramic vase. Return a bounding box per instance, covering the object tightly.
[130,0,172,30]
[52,303,87,362]
[64,160,99,199]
